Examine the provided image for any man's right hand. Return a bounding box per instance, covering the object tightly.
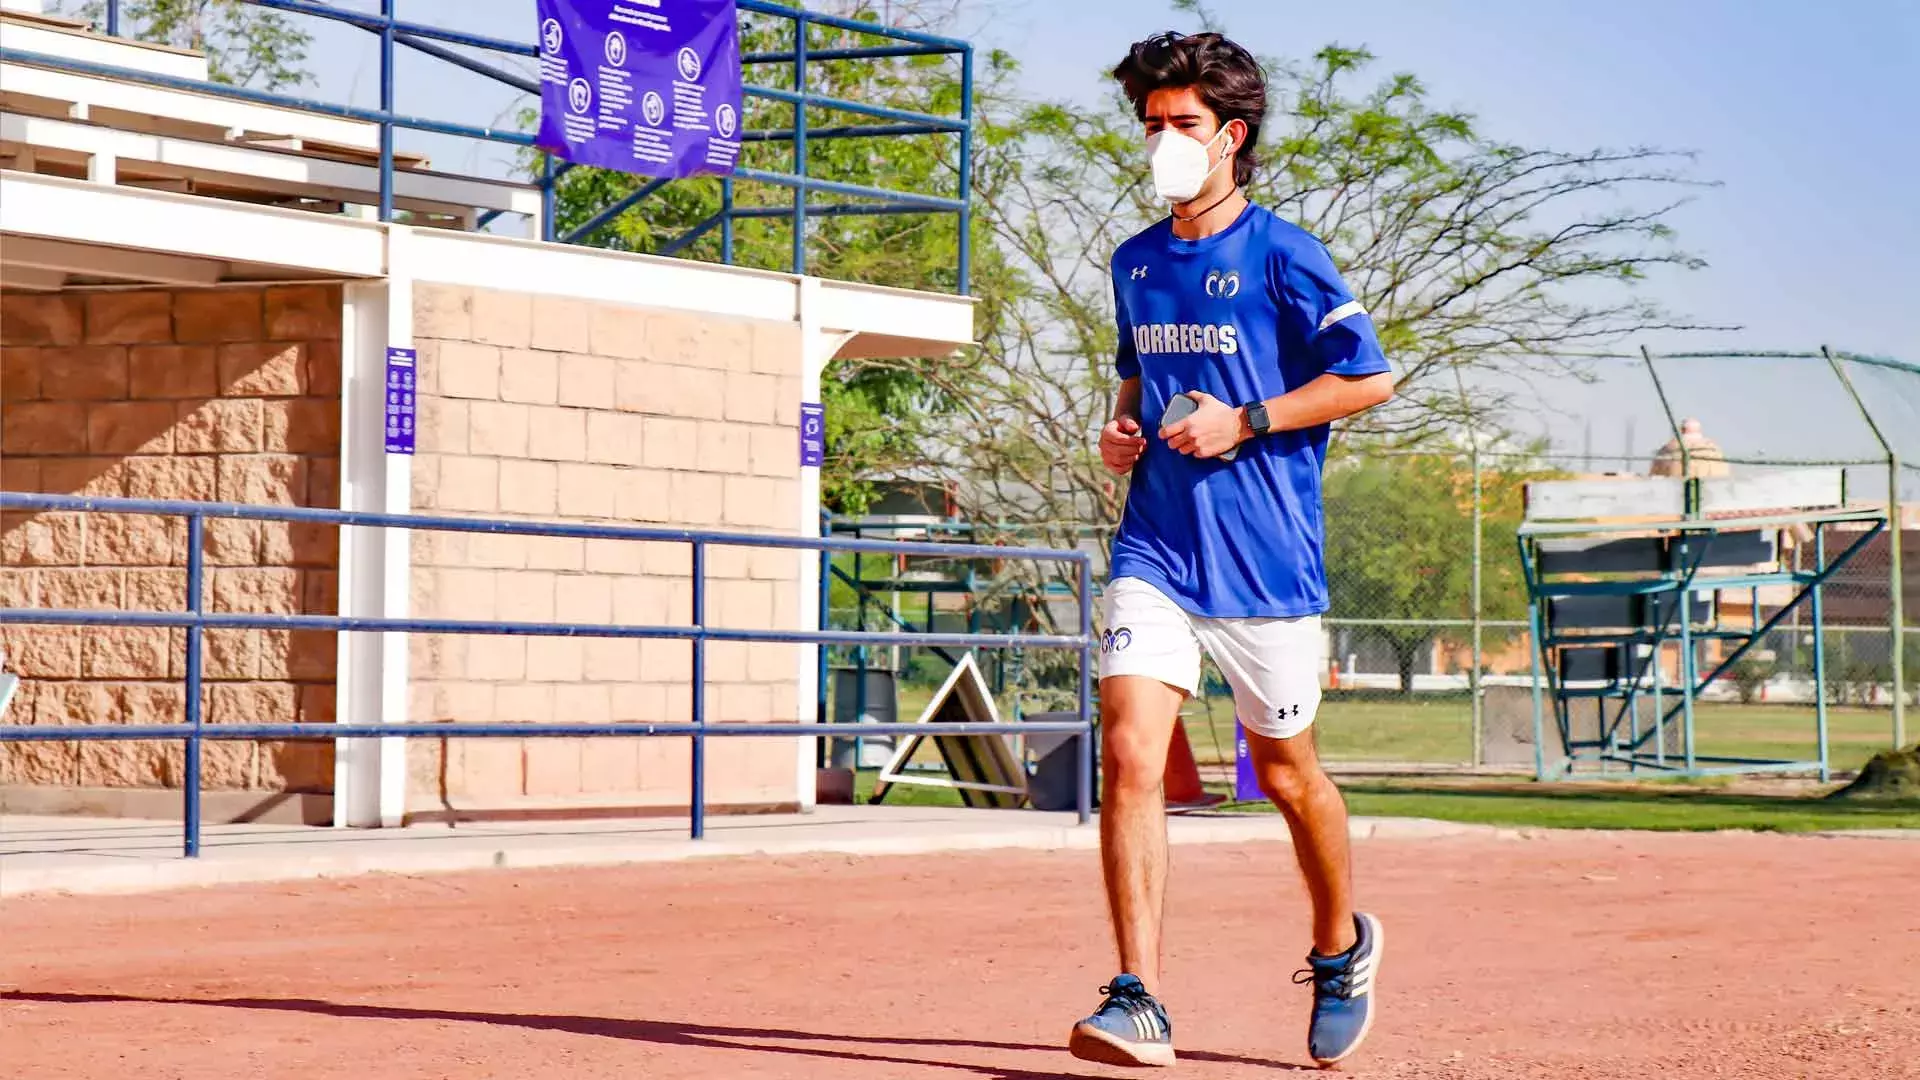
[1100,416,1148,475]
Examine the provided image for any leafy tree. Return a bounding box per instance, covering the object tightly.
[1319,450,1544,694]
[879,1,1714,644]
[64,0,311,90]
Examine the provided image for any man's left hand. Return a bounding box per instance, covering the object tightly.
[1160,391,1249,459]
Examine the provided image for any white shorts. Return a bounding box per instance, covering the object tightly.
[1098,576,1324,740]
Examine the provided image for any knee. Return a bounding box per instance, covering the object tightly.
[1102,730,1165,796]
[1257,762,1324,812]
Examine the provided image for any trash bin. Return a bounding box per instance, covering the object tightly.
[1022,712,1098,812]
[829,667,898,769]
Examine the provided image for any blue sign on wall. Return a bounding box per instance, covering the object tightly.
[535,0,743,179]
[799,402,824,468]
[384,347,416,456]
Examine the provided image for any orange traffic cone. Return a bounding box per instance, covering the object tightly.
[1164,718,1226,810]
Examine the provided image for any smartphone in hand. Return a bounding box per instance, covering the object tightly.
[1161,393,1237,463]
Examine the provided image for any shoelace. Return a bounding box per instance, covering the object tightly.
[1293,960,1355,1001]
[1097,983,1148,1013]
[1095,983,1168,1038]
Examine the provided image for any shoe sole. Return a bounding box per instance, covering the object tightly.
[1068,1023,1176,1068]
[1311,911,1384,1068]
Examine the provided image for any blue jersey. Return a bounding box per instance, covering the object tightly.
[1108,204,1391,619]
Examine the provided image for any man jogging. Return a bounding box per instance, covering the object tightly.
[1067,30,1396,1070]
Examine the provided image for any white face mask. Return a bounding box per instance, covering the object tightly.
[1146,126,1232,203]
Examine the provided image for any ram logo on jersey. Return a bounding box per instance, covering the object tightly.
[1131,322,1240,356]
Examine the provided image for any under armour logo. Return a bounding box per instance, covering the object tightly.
[1205,269,1241,298]
[1130,266,1148,280]
[1275,703,1301,721]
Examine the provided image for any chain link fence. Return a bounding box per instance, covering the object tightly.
[1318,349,1920,772]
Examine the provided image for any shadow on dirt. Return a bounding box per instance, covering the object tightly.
[2,990,1312,1076]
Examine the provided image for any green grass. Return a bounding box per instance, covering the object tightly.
[1181,693,1898,773]
[851,768,1920,832]
[852,767,975,808]
[851,763,1920,832]
[882,685,1477,765]
[880,684,1899,772]
[838,682,1916,831]
[1326,781,1920,833]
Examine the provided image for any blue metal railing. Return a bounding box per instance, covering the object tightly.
[65,0,974,291]
[0,493,1094,855]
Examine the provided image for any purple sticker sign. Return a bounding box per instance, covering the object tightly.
[1233,718,1260,802]
[535,0,743,179]
[384,347,416,456]
[799,402,824,468]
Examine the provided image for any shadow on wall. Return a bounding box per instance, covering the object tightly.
[0,286,343,796]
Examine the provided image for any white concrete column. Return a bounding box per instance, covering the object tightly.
[793,276,854,811]
[333,227,415,828]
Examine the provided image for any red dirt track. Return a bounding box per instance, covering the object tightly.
[3,831,1917,1079]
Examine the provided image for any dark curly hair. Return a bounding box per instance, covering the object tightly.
[1111,31,1268,188]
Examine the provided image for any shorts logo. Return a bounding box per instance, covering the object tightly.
[1275,703,1302,722]
[1101,627,1133,654]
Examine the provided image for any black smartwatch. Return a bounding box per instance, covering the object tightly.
[1243,400,1272,437]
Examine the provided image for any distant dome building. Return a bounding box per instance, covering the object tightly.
[1650,417,1729,478]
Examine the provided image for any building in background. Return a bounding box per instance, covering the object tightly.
[0,4,976,825]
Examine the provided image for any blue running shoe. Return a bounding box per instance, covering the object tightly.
[1295,912,1384,1067]
[1067,974,1175,1067]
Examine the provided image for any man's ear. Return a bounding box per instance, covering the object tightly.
[1227,118,1249,156]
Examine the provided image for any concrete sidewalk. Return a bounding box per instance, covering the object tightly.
[0,806,1488,899]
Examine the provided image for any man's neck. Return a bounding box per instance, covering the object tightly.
[1169,186,1248,241]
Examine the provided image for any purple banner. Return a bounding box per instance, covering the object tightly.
[384,347,416,456]
[536,0,743,179]
[799,402,825,468]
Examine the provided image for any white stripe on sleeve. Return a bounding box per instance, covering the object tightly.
[1316,300,1368,334]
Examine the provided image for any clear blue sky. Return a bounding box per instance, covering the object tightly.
[291,1,1917,462]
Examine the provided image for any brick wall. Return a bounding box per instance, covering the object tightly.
[405,285,804,812]
[0,286,342,797]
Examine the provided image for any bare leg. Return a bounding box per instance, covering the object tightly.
[1098,674,1185,991]
[1246,727,1357,957]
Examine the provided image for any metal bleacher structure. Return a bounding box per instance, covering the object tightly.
[1516,466,1888,782]
[0,1,1106,855]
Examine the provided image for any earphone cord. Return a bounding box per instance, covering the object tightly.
[1172,187,1239,223]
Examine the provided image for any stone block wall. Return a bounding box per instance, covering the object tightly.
[404,285,805,813]
[0,286,342,798]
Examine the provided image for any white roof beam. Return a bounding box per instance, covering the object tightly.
[4,233,225,285]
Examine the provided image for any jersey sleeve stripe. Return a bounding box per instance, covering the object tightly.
[1316,300,1368,334]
